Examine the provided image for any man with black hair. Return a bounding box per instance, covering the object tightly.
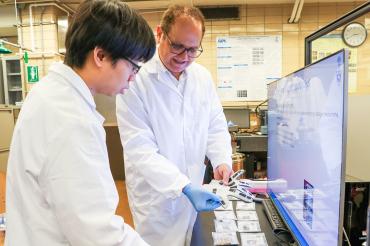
[116,4,232,246]
[5,0,155,245]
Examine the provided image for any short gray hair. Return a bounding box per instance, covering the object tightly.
[160,5,205,36]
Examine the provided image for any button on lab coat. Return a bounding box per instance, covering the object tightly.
[116,52,232,246]
[5,63,148,246]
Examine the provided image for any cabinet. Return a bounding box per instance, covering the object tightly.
[0,107,15,172]
[0,56,24,105]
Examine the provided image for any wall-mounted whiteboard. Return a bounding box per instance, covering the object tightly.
[216,35,282,101]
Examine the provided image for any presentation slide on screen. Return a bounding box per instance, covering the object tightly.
[267,51,346,246]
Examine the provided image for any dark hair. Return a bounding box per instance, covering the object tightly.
[160,5,205,36]
[64,0,156,68]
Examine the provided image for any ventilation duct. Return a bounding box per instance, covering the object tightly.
[199,6,239,20]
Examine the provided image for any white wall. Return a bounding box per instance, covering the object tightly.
[346,95,370,181]
[0,5,17,36]
[0,5,16,28]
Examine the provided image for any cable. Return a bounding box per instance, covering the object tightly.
[252,196,264,203]
[273,229,294,246]
[253,99,268,133]
[343,226,352,246]
[255,99,268,118]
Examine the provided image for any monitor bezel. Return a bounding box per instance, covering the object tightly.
[266,49,348,246]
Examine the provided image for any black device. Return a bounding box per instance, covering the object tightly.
[343,181,370,246]
[262,199,289,234]
[262,199,295,245]
[367,205,370,246]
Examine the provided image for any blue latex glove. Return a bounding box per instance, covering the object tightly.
[183,184,222,212]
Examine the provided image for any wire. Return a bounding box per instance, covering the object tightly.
[273,230,294,246]
[254,99,268,132]
[343,226,352,246]
[255,99,268,118]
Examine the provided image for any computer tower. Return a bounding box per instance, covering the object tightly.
[343,179,370,246]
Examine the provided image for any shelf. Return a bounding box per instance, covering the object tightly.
[7,73,21,76]
[1,57,24,105]
[8,88,22,92]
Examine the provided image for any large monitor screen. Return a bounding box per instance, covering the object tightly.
[267,50,348,246]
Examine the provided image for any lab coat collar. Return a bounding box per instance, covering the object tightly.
[145,50,188,79]
[49,62,97,110]
[145,50,189,97]
[48,63,105,124]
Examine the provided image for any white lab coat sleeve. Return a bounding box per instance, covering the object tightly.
[116,89,190,199]
[205,76,232,170]
[41,121,149,246]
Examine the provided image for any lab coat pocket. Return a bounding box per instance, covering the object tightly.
[192,100,209,129]
[197,99,208,114]
[151,195,186,222]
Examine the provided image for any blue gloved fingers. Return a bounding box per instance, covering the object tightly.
[199,193,222,211]
[183,184,223,212]
[182,183,192,194]
[206,192,222,204]
[204,199,222,211]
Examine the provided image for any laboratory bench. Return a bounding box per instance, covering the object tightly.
[235,133,267,153]
[191,200,285,246]
[234,133,268,179]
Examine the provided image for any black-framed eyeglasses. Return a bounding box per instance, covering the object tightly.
[164,32,203,58]
[123,57,141,74]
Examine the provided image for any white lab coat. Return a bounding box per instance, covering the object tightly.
[116,52,232,246]
[5,63,148,246]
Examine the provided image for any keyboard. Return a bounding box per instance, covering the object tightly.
[262,199,289,234]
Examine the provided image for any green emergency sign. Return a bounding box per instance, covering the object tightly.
[27,66,39,83]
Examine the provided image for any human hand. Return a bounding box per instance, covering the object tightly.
[183,184,222,212]
[214,164,233,185]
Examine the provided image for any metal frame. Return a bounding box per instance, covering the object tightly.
[305,1,370,65]
[342,22,368,47]
[339,49,349,246]
[267,50,348,246]
[1,56,24,105]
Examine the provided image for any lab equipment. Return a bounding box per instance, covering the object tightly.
[228,187,254,203]
[236,201,255,211]
[214,219,238,233]
[219,196,230,209]
[219,169,245,186]
[239,179,287,193]
[240,232,268,246]
[262,199,289,234]
[214,210,237,221]
[237,220,261,232]
[236,210,258,221]
[231,152,245,178]
[212,232,239,246]
[211,187,230,209]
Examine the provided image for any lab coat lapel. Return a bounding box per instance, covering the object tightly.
[49,63,105,125]
[157,72,183,99]
[183,67,195,114]
[49,63,96,109]
[182,67,195,169]
[146,51,183,99]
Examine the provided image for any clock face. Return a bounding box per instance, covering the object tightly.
[342,22,367,47]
